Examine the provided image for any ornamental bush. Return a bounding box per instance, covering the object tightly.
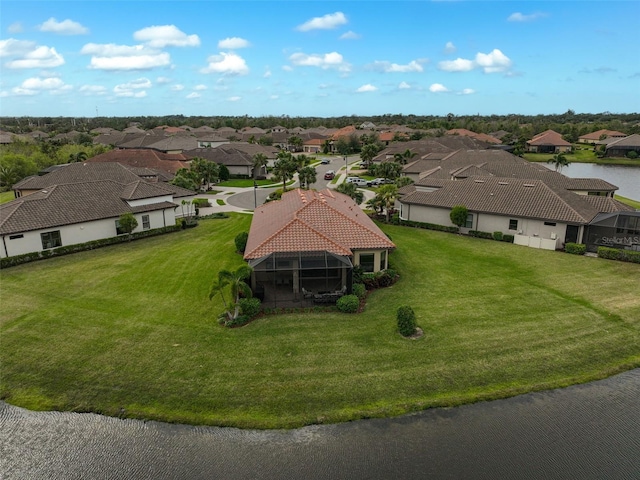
[598,246,640,264]
[493,231,503,241]
[565,243,586,255]
[336,294,359,313]
[234,231,249,254]
[502,234,515,243]
[397,305,417,337]
[469,230,493,239]
[239,297,262,318]
[352,283,367,299]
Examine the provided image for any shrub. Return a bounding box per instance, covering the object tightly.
[502,234,515,243]
[336,294,359,313]
[493,231,503,241]
[626,150,638,159]
[469,230,493,239]
[565,243,586,255]
[192,198,211,207]
[234,231,249,254]
[227,315,250,328]
[397,305,417,337]
[598,246,640,264]
[450,205,468,228]
[352,283,366,299]
[239,297,262,318]
[399,219,459,233]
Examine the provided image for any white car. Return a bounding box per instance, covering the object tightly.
[346,177,371,187]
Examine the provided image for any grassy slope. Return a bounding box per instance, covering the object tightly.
[1,215,639,428]
[0,191,15,204]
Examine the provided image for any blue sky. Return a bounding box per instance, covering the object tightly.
[1,1,639,118]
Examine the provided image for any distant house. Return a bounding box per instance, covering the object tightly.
[446,128,501,144]
[303,138,324,153]
[2,163,194,258]
[244,189,396,306]
[604,134,640,158]
[85,149,190,176]
[578,129,627,144]
[527,130,572,153]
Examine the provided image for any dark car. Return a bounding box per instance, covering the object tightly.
[324,170,335,180]
[321,158,330,164]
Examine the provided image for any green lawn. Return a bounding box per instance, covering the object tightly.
[615,195,640,209]
[0,191,15,204]
[523,149,640,166]
[1,215,639,429]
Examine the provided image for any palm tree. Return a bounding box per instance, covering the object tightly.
[272,152,297,191]
[336,182,364,205]
[360,143,380,169]
[209,265,253,324]
[68,151,88,163]
[298,166,317,190]
[376,184,398,222]
[377,161,402,181]
[547,153,570,172]
[0,165,18,188]
[393,149,416,165]
[252,153,268,178]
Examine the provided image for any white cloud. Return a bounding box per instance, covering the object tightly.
[133,25,200,48]
[3,76,72,96]
[289,51,350,72]
[21,77,65,90]
[171,84,185,91]
[201,52,249,75]
[8,23,23,34]
[156,76,171,84]
[460,88,475,95]
[263,68,272,78]
[114,78,151,97]
[39,17,89,35]
[444,41,456,54]
[296,12,347,32]
[356,84,377,93]
[429,83,449,93]
[186,92,201,99]
[437,49,512,74]
[282,65,293,72]
[228,96,241,102]
[0,39,35,57]
[398,81,411,90]
[270,95,279,100]
[475,49,512,73]
[507,12,547,22]
[340,31,361,40]
[370,60,424,73]
[438,58,474,72]
[194,84,207,91]
[79,85,108,96]
[218,37,250,49]
[81,43,157,56]
[89,52,170,70]
[4,45,65,69]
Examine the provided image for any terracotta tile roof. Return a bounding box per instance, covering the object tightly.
[527,130,572,147]
[401,177,629,224]
[446,129,501,144]
[330,125,357,140]
[244,189,395,260]
[579,129,627,141]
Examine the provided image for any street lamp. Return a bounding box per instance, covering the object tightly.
[344,155,348,175]
[253,181,258,209]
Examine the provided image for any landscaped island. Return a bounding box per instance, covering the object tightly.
[1,214,638,429]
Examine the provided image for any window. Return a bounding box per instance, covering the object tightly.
[380,250,387,271]
[41,231,62,250]
[465,213,473,229]
[359,253,375,273]
[9,234,24,240]
[142,215,150,230]
[544,222,556,226]
[509,219,518,231]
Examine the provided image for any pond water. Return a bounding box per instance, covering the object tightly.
[542,163,640,200]
[2,369,639,480]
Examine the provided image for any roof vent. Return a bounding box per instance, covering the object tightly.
[523,183,535,187]
[474,179,485,183]
[498,181,508,185]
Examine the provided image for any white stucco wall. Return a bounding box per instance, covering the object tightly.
[127,194,173,207]
[1,209,174,258]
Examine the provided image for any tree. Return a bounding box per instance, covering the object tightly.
[397,305,417,337]
[375,161,402,180]
[272,152,297,191]
[393,149,416,165]
[547,153,570,172]
[376,184,398,223]
[360,143,380,168]
[218,163,230,181]
[190,157,218,189]
[68,151,88,163]
[336,182,364,205]
[209,265,253,324]
[171,167,199,191]
[287,135,303,152]
[0,165,18,188]
[298,166,317,190]
[396,176,414,188]
[252,153,268,178]
[117,212,138,238]
[450,205,468,229]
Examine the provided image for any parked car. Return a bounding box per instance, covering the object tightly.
[346,177,371,187]
[371,178,395,186]
[321,158,330,164]
[324,170,335,180]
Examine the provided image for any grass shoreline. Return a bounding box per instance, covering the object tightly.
[1,214,639,429]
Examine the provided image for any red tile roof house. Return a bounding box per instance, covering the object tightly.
[243,188,396,308]
[577,129,627,144]
[1,163,194,259]
[526,130,572,153]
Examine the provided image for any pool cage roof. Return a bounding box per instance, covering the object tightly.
[248,251,353,271]
[589,211,640,228]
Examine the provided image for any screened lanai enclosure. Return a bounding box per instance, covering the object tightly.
[247,251,353,308]
[584,211,640,252]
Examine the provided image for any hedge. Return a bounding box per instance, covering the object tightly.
[397,305,417,337]
[399,219,459,233]
[565,243,586,255]
[0,225,181,269]
[469,230,494,239]
[597,246,640,264]
[336,295,359,313]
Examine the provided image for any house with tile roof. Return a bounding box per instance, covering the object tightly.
[604,134,640,158]
[446,129,502,144]
[1,163,194,258]
[85,148,190,175]
[526,130,572,153]
[397,174,631,251]
[244,188,396,306]
[578,129,627,144]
